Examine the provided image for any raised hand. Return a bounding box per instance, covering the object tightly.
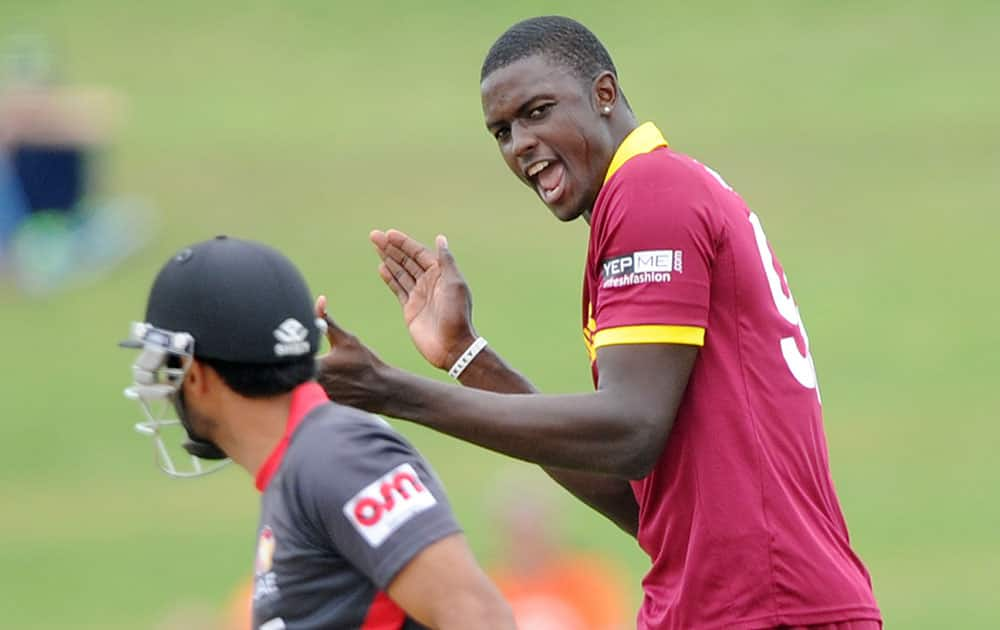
[370,229,477,371]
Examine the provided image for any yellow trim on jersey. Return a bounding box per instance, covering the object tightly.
[603,122,669,184]
[583,333,596,362]
[593,324,705,348]
[583,304,598,361]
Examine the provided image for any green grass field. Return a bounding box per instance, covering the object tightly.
[1,1,998,628]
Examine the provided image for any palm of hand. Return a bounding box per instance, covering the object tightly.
[403,262,473,370]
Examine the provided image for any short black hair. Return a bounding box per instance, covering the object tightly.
[481,16,618,84]
[200,355,316,399]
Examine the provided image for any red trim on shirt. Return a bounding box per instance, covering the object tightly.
[254,381,329,492]
[360,591,406,630]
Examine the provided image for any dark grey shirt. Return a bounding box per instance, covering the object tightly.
[252,400,461,629]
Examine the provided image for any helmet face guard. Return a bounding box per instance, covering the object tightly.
[122,322,231,479]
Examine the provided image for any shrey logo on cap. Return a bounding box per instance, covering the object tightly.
[273,318,310,357]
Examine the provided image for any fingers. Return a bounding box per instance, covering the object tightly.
[315,294,328,322]
[383,243,425,278]
[386,229,436,269]
[370,229,388,250]
[314,295,352,345]
[371,230,413,304]
[371,229,443,275]
[371,229,429,278]
[435,234,456,268]
[381,254,416,293]
[378,262,409,305]
[371,229,454,304]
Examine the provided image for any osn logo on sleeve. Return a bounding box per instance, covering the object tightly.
[601,249,683,288]
[343,463,437,547]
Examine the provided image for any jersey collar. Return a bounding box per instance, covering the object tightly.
[603,121,669,184]
[255,381,329,492]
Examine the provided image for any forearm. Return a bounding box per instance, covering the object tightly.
[544,466,639,536]
[375,365,652,478]
[430,588,515,630]
[453,348,639,533]
[389,533,515,630]
[456,347,539,393]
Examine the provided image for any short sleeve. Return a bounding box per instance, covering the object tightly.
[591,154,719,349]
[292,409,461,589]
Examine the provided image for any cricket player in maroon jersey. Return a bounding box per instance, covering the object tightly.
[315,16,882,630]
[120,236,514,630]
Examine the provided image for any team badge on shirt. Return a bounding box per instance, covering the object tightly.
[602,249,683,288]
[343,463,437,547]
[254,526,280,600]
[256,526,276,574]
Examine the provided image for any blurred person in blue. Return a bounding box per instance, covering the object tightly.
[0,35,151,294]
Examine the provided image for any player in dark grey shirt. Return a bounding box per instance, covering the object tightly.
[121,237,514,630]
[254,385,469,629]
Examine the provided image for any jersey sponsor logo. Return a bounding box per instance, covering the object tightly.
[273,318,310,357]
[343,462,437,547]
[601,250,683,288]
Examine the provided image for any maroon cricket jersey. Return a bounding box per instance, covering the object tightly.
[252,382,460,629]
[582,123,881,629]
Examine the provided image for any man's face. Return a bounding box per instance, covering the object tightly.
[172,364,226,459]
[481,54,616,222]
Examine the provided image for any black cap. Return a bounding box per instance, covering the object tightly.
[144,236,320,363]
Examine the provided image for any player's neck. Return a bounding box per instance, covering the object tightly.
[214,392,295,477]
[583,112,639,227]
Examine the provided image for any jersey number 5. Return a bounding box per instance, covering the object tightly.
[748,212,820,398]
[700,162,820,399]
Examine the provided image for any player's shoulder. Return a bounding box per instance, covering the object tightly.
[594,147,727,235]
[289,402,414,461]
[598,148,726,223]
[610,146,710,189]
[298,400,394,430]
[283,403,423,498]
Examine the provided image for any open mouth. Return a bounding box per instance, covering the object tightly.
[526,160,567,205]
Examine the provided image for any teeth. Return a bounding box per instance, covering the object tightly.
[527,160,550,178]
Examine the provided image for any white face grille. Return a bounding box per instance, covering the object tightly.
[122,322,231,479]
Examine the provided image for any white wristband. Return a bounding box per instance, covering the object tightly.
[448,337,488,379]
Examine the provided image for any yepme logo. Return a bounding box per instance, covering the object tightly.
[601,249,683,288]
[343,463,437,547]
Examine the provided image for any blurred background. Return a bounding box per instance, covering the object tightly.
[1,1,997,628]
